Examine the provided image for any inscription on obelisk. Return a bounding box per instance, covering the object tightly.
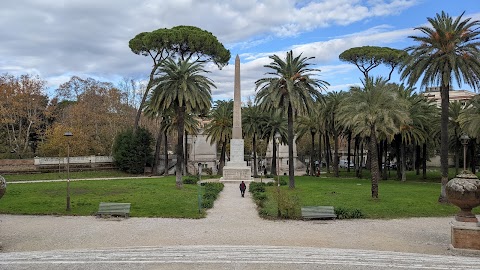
[221,55,252,181]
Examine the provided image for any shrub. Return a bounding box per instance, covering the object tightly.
[183,175,199,184]
[335,207,365,219]
[112,128,153,174]
[253,192,267,201]
[249,182,266,193]
[273,188,300,219]
[201,182,224,209]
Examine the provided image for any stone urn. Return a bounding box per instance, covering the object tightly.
[0,175,6,199]
[446,171,480,222]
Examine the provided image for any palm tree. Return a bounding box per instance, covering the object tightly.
[400,11,480,202]
[459,96,480,172]
[204,100,233,175]
[321,91,346,177]
[460,95,480,139]
[243,105,266,177]
[255,50,329,188]
[259,111,287,176]
[149,58,214,188]
[338,77,410,198]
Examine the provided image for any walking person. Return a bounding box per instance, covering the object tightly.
[239,181,246,197]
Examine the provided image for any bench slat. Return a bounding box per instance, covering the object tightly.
[97,202,131,217]
[301,206,336,220]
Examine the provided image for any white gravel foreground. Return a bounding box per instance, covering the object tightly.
[0,181,473,257]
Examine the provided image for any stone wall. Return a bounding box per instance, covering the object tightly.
[0,156,115,173]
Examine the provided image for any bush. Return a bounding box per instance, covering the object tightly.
[183,175,199,184]
[201,182,224,209]
[335,207,365,219]
[249,182,266,193]
[253,192,267,201]
[273,188,300,219]
[112,128,153,174]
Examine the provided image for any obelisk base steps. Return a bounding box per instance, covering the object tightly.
[221,139,252,181]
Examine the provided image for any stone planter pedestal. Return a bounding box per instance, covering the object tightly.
[446,172,480,251]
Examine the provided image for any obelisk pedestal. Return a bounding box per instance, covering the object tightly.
[221,55,252,182]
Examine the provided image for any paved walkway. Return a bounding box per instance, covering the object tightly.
[1,181,480,269]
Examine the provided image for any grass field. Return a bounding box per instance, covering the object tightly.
[321,167,480,182]
[1,169,478,220]
[260,176,479,219]
[0,176,206,218]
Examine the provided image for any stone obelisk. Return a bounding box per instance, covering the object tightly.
[222,55,252,181]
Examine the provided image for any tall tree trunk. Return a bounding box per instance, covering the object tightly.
[471,140,477,174]
[415,144,421,176]
[439,84,450,203]
[359,140,364,178]
[455,143,460,175]
[325,133,331,174]
[175,106,185,188]
[253,134,258,177]
[153,128,162,175]
[219,140,226,175]
[395,135,401,180]
[378,140,383,177]
[164,130,168,176]
[333,129,339,177]
[347,132,352,173]
[422,143,427,180]
[287,103,295,188]
[272,139,277,176]
[184,130,188,175]
[318,133,322,177]
[382,140,388,180]
[369,127,380,198]
[401,141,406,182]
[354,136,359,177]
[310,131,315,176]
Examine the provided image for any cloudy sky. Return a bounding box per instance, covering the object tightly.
[1,0,479,101]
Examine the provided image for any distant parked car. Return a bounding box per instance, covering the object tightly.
[339,160,354,168]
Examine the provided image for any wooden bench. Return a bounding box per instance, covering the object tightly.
[301,206,336,220]
[97,202,131,218]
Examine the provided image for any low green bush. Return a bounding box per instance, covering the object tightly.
[201,182,224,209]
[253,192,267,201]
[274,188,300,219]
[335,207,365,219]
[183,175,199,184]
[249,182,266,193]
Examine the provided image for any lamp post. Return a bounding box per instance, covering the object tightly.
[64,131,73,211]
[274,132,281,186]
[274,132,281,217]
[310,127,316,176]
[197,162,202,214]
[460,133,470,172]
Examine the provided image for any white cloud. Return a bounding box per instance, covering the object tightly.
[4,0,463,100]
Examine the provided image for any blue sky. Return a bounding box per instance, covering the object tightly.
[1,0,479,101]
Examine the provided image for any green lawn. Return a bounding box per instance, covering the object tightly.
[3,170,136,182]
[321,167,480,183]
[261,176,479,219]
[0,176,205,218]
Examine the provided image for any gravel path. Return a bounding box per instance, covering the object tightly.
[0,181,470,256]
